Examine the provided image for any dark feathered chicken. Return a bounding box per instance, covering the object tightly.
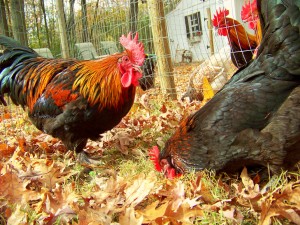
[0,33,145,163]
[212,8,258,68]
[150,0,300,179]
[138,54,156,91]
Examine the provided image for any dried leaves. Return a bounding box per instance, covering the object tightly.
[1,88,300,224]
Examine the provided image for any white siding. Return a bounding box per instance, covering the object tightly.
[165,0,251,63]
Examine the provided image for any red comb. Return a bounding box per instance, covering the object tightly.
[212,8,229,27]
[120,32,145,66]
[241,0,258,30]
[149,146,162,172]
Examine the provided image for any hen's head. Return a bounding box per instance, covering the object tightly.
[149,146,184,179]
[118,32,145,88]
[212,8,230,36]
[241,0,258,30]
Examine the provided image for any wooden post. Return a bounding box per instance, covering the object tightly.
[56,0,70,58]
[206,8,214,56]
[147,0,177,99]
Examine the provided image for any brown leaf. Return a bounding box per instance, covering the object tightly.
[125,172,157,207]
[0,143,15,158]
[160,104,167,113]
[137,200,169,222]
[259,181,300,225]
[119,207,143,225]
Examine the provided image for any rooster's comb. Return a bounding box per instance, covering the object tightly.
[120,32,145,66]
[212,8,229,27]
[241,0,258,30]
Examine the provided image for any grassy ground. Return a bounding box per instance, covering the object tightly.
[0,64,299,224]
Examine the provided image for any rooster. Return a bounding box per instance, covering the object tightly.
[212,8,258,68]
[241,0,263,55]
[0,33,145,163]
[150,0,300,179]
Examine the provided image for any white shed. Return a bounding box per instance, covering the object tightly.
[165,0,251,63]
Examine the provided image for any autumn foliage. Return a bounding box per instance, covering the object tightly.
[1,67,300,224]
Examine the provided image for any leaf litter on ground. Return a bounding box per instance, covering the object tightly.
[0,64,300,224]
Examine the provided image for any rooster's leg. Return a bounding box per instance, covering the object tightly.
[77,151,103,165]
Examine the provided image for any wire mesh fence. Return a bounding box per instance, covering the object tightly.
[0,0,258,142]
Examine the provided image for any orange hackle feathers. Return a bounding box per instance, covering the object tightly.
[72,53,133,109]
[212,8,257,49]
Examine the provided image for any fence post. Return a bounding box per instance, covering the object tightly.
[56,0,70,58]
[206,8,214,56]
[147,0,177,100]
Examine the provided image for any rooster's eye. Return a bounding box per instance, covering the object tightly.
[123,56,129,62]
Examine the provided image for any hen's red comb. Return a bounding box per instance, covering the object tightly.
[149,146,162,172]
[120,32,145,66]
[212,8,229,27]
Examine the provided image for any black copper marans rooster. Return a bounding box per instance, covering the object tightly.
[0,33,145,163]
[150,0,300,179]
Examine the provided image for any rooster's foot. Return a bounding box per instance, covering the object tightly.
[77,151,103,166]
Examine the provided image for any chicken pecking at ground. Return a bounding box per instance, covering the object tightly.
[0,32,145,163]
[212,7,258,68]
[150,0,300,179]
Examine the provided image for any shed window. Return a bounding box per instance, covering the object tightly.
[185,12,202,42]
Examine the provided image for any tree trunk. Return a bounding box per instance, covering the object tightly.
[10,0,28,46]
[66,0,76,56]
[90,0,99,39]
[32,1,41,47]
[4,0,12,36]
[129,0,138,34]
[0,0,9,36]
[40,0,51,48]
[147,0,177,99]
[56,0,70,58]
[81,0,89,42]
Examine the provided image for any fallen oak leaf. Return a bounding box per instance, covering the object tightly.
[259,181,300,225]
[0,143,15,158]
[136,200,169,223]
[240,167,261,199]
[119,207,143,225]
[125,172,157,207]
[221,207,244,224]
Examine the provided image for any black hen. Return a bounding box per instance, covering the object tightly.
[138,54,156,91]
[150,0,300,178]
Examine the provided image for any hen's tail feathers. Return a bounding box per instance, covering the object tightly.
[0,36,39,104]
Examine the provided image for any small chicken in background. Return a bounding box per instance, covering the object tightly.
[181,46,236,102]
[212,7,257,68]
[138,54,156,91]
[241,0,262,48]
[150,0,300,179]
[0,32,145,163]
[183,2,262,103]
